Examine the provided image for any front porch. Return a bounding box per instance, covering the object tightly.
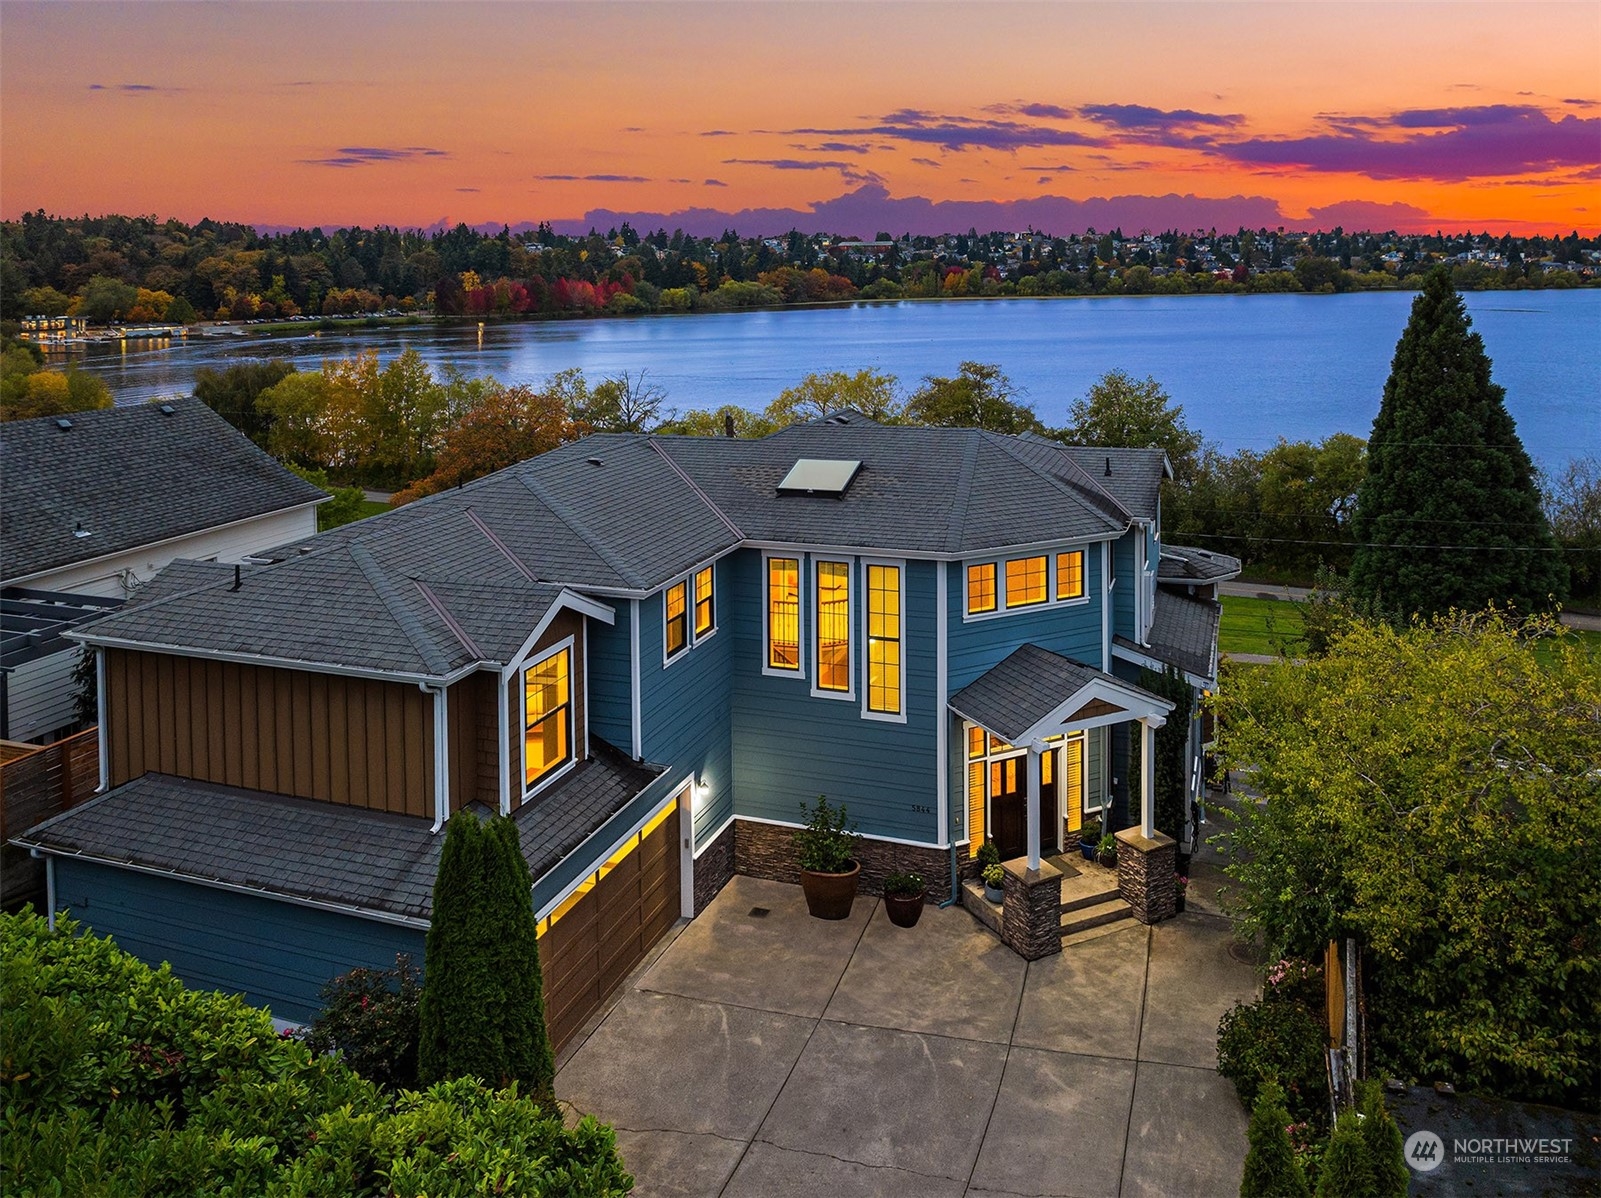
[950,644,1182,959]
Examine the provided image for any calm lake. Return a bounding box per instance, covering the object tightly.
[66,291,1600,470]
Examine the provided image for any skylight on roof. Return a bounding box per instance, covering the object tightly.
[776,458,861,497]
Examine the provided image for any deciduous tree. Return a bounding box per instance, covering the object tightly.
[765,368,902,426]
[1062,369,1202,480]
[1348,267,1567,617]
[905,361,1042,433]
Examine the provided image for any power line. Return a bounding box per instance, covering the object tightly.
[1178,532,1590,553]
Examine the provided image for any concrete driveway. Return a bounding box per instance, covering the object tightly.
[556,858,1257,1198]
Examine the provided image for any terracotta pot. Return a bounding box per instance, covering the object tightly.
[884,890,925,928]
[800,861,860,919]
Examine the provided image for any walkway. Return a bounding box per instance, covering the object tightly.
[556,857,1256,1197]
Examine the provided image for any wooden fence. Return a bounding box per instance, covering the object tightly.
[1,727,99,909]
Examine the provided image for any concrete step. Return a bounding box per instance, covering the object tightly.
[1060,886,1123,916]
[1060,897,1133,938]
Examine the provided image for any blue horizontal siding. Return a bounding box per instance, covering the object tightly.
[52,859,424,1026]
[947,544,1106,692]
[638,564,735,851]
[1113,533,1137,639]
[730,551,940,845]
[585,601,634,753]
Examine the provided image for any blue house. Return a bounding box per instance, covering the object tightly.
[16,413,1235,1047]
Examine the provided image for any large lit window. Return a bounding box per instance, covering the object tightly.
[524,646,572,790]
[767,557,800,670]
[866,563,901,714]
[694,566,715,636]
[664,581,688,658]
[1056,550,1085,600]
[1005,556,1048,608]
[966,563,997,614]
[815,560,850,692]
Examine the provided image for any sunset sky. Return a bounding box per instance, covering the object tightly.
[3,1,1598,236]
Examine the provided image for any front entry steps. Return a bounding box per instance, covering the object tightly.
[1059,863,1133,945]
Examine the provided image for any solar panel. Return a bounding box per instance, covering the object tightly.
[776,458,861,497]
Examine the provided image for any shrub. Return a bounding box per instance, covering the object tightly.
[1097,834,1118,866]
[983,864,1005,889]
[1314,1110,1377,1198]
[301,954,421,1091]
[1217,996,1330,1123]
[418,812,555,1106]
[1356,1080,1409,1198]
[795,795,859,873]
[975,840,1002,870]
[884,871,924,898]
[1240,1081,1310,1198]
[0,909,630,1195]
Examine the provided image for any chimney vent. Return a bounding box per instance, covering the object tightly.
[1104,456,1112,477]
[230,565,242,592]
[724,413,736,438]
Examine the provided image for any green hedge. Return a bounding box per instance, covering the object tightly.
[0,909,631,1196]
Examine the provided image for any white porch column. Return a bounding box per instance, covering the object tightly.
[1026,742,1043,871]
[1140,717,1156,839]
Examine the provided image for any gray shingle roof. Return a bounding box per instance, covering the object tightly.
[1158,544,1242,585]
[13,742,661,920]
[1056,446,1169,521]
[1114,590,1221,682]
[948,643,1169,743]
[1,400,325,584]
[72,418,1163,673]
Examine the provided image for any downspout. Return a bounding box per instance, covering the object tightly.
[497,670,512,816]
[96,647,109,792]
[937,560,959,908]
[39,851,57,931]
[425,682,449,833]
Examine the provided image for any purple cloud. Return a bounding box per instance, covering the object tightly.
[534,173,649,183]
[1304,198,1433,231]
[910,157,941,168]
[700,130,736,137]
[456,187,480,193]
[1564,98,1599,107]
[1079,103,1241,129]
[300,146,447,168]
[1216,106,1600,181]
[725,158,883,185]
[790,109,1104,152]
[87,82,182,95]
[704,178,728,187]
[985,102,1076,120]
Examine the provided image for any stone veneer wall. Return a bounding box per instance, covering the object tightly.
[733,819,951,902]
[1115,827,1176,924]
[1000,858,1063,960]
[692,822,736,914]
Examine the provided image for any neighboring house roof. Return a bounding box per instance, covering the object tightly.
[14,742,661,922]
[1157,544,1242,585]
[1114,590,1221,683]
[948,642,1171,744]
[1,400,326,585]
[70,417,1167,675]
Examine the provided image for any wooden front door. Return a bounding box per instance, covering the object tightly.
[990,751,1060,862]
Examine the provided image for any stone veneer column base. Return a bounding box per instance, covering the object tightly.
[732,820,951,901]
[1000,857,1063,960]
[1115,827,1176,924]
[692,822,736,915]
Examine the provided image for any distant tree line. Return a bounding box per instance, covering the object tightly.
[3,211,1594,327]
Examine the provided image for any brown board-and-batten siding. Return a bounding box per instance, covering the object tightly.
[103,648,433,816]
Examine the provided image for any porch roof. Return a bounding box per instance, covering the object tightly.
[948,643,1173,745]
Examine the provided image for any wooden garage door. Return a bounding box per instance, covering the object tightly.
[539,802,680,1052]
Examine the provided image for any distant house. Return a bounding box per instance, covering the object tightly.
[16,412,1233,1047]
[0,400,325,743]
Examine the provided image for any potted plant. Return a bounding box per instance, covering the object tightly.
[1079,818,1102,861]
[975,839,1001,874]
[1096,834,1118,869]
[982,863,1006,903]
[1173,874,1188,914]
[795,795,861,920]
[883,871,926,928]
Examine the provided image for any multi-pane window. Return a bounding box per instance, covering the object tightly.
[694,566,715,636]
[524,647,572,790]
[1056,550,1085,600]
[815,560,850,692]
[866,563,901,714]
[1004,556,1048,608]
[768,557,801,670]
[665,581,688,657]
[966,562,997,614]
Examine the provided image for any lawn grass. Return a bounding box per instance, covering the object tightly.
[358,499,391,519]
[1219,595,1306,658]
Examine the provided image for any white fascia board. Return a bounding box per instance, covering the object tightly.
[2,499,327,589]
[499,590,614,682]
[62,631,474,688]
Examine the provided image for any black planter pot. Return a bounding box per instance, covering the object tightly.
[800,861,861,919]
[884,890,925,928]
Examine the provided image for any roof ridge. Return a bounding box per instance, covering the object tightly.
[412,578,486,662]
[1034,439,1134,524]
[944,433,982,554]
[348,543,457,675]
[512,470,643,589]
[463,507,538,581]
[981,432,1129,533]
[648,438,745,540]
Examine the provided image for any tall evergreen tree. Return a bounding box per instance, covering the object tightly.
[1240,1081,1310,1198]
[1349,267,1567,617]
[417,810,556,1107]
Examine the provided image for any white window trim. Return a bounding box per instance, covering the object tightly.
[965,726,1091,848]
[520,635,577,803]
[861,557,906,723]
[810,554,856,701]
[962,547,1092,623]
[762,551,806,679]
[662,564,718,669]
